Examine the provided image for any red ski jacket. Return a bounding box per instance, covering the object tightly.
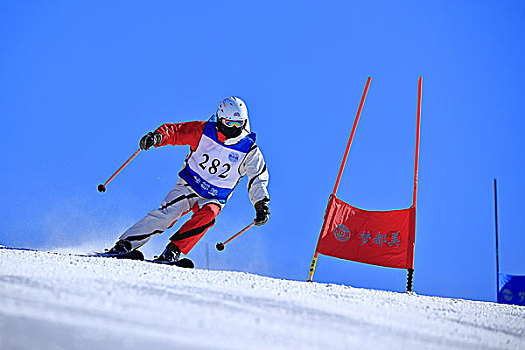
[155,121,207,151]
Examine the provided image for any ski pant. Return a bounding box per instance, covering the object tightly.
[119,179,223,254]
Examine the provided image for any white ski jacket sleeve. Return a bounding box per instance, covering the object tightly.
[240,145,270,205]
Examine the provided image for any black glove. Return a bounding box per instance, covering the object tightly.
[254,200,270,226]
[140,131,162,150]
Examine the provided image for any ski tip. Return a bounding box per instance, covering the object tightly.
[178,258,195,269]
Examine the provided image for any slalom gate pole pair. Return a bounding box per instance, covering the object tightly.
[98,148,256,249]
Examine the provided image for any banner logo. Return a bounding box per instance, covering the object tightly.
[333,224,351,242]
[502,289,513,302]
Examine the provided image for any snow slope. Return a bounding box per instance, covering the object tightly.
[0,247,523,350]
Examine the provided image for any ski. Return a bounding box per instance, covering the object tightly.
[1,246,143,261]
[93,249,194,268]
[144,257,195,269]
[91,250,145,261]
[1,246,194,268]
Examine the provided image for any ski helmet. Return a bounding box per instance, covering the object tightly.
[217,96,248,121]
[216,96,249,138]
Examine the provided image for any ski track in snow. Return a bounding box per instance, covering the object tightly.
[0,247,524,350]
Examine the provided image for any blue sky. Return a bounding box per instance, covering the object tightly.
[1,1,524,302]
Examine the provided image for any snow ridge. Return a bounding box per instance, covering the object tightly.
[0,247,523,350]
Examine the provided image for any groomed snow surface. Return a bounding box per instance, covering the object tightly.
[1,247,524,350]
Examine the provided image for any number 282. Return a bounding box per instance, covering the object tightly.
[198,154,231,179]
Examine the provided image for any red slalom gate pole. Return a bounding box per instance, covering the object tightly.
[307,77,372,282]
[406,76,423,292]
[412,76,423,209]
[332,76,372,196]
[98,148,141,192]
[216,222,256,251]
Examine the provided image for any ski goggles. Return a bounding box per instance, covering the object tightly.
[221,118,245,128]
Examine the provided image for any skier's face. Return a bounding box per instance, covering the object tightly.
[217,118,244,139]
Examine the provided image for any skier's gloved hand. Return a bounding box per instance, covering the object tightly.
[254,199,270,226]
[140,132,162,150]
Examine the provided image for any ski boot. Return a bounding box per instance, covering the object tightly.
[99,239,144,260]
[106,240,132,255]
[153,242,181,263]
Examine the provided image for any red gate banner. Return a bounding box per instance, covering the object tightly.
[316,195,416,269]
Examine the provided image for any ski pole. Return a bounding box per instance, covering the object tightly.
[97,148,141,192]
[216,222,256,251]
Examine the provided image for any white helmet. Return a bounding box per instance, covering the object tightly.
[217,96,248,122]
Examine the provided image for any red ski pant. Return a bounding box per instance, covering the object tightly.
[119,179,222,254]
[169,202,221,254]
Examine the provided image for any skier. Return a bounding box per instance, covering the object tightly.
[106,97,270,263]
